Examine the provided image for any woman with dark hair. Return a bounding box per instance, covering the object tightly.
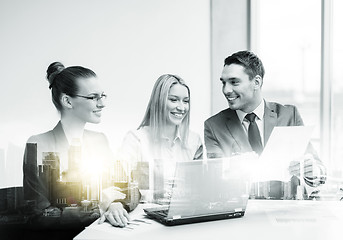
[119,74,203,203]
[23,62,132,228]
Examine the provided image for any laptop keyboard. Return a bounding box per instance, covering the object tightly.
[154,209,169,217]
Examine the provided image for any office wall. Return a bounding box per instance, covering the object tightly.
[210,0,249,114]
[0,0,211,188]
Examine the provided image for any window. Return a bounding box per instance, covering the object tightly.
[331,0,343,177]
[252,0,343,178]
[251,0,322,155]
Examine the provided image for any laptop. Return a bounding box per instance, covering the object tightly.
[143,157,252,226]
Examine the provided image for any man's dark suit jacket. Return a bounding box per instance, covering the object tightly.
[23,121,115,211]
[204,101,326,198]
[204,100,326,195]
[204,101,306,158]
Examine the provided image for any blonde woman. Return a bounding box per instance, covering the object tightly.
[119,74,203,202]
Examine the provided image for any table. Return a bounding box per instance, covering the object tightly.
[74,200,343,240]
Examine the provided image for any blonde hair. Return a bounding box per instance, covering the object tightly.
[138,74,190,147]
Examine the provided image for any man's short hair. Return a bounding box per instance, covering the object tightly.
[224,50,265,80]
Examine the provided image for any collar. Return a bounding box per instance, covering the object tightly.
[59,121,84,145]
[236,99,265,123]
[162,127,182,145]
[53,121,70,149]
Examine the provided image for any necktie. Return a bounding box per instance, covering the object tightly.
[245,113,263,155]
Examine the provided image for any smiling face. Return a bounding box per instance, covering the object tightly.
[69,76,106,124]
[221,63,262,113]
[166,83,190,127]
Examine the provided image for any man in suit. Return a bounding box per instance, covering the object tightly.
[204,50,325,197]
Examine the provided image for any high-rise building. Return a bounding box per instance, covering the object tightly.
[283,180,292,200]
[0,187,7,212]
[38,164,51,203]
[0,187,24,213]
[42,152,60,203]
[6,143,25,187]
[23,143,38,202]
[24,143,37,175]
[54,181,82,207]
[7,187,24,211]
[67,139,82,182]
[268,181,284,200]
[0,148,5,188]
[113,160,128,183]
[43,152,60,172]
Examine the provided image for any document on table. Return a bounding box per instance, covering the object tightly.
[251,126,314,182]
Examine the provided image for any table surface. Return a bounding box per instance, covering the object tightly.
[74,200,343,240]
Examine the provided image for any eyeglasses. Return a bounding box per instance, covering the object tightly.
[74,92,107,102]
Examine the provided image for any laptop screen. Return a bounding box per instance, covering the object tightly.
[166,157,253,219]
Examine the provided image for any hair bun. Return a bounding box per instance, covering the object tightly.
[46,62,65,89]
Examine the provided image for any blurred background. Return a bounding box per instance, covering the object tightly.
[0,0,342,193]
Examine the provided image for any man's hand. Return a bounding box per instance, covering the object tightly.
[98,202,130,227]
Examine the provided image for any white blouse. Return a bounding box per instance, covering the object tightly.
[118,126,203,202]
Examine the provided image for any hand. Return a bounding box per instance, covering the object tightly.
[44,206,62,217]
[98,202,130,227]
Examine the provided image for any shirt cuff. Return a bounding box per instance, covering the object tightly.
[99,186,126,212]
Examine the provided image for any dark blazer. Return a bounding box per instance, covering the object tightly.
[204,101,315,158]
[23,121,114,211]
[204,100,326,194]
